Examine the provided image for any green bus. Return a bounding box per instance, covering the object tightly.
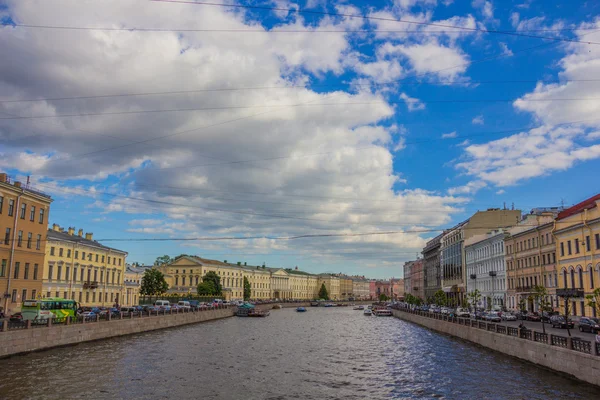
[21,298,78,321]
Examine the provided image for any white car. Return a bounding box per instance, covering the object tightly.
[455,308,470,317]
[440,307,451,315]
[502,312,517,321]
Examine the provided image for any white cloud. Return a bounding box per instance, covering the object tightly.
[442,131,457,139]
[400,92,426,111]
[496,189,505,194]
[472,115,484,125]
[447,180,486,195]
[355,59,404,81]
[499,42,513,57]
[471,0,494,20]
[394,0,437,9]
[457,139,471,147]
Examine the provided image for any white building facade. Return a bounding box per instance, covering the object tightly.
[465,230,508,311]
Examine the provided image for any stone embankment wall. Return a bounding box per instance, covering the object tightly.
[254,300,372,311]
[0,307,233,359]
[392,309,600,387]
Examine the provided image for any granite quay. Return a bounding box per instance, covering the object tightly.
[391,305,600,387]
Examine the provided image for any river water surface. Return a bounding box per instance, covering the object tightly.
[1,307,599,399]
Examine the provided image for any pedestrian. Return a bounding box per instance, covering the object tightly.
[596,332,600,344]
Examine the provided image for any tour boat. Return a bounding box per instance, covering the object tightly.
[248,309,270,317]
[296,307,307,312]
[373,309,392,317]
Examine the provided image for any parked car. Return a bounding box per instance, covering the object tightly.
[154,300,170,308]
[578,317,600,333]
[475,311,486,320]
[455,308,470,318]
[550,315,574,329]
[440,307,451,315]
[541,311,558,322]
[177,301,191,310]
[486,312,502,322]
[501,312,517,321]
[9,312,23,323]
[526,312,541,322]
[515,311,528,320]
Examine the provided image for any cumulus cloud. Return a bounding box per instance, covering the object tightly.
[442,131,457,139]
[447,180,486,195]
[0,0,469,270]
[499,42,513,57]
[400,92,426,111]
[472,115,484,125]
[472,0,494,20]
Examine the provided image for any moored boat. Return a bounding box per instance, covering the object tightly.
[310,302,319,307]
[296,307,307,312]
[353,305,364,310]
[272,304,282,309]
[373,309,392,317]
[363,309,372,316]
[324,303,334,307]
[248,309,270,317]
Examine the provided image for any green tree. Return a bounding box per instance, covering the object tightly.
[202,271,222,296]
[518,297,527,313]
[585,288,600,316]
[154,255,172,266]
[243,276,251,301]
[140,269,169,295]
[197,281,216,296]
[531,285,551,334]
[433,290,447,307]
[318,283,329,300]
[466,289,482,312]
[379,293,389,302]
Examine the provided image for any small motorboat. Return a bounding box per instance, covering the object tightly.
[248,310,270,317]
[363,309,372,316]
[310,302,319,307]
[296,307,307,312]
[353,305,364,310]
[324,303,334,307]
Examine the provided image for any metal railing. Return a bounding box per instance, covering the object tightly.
[497,325,507,334]
[534,331,548,343]
[551,335,568,348]
[520,329,532,340]
[572,338,591,354]
[507,327,519,336]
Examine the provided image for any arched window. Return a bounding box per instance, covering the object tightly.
[570,269,575,289]
[578,267,583,289]
[563,270,568,288]
[589,266,594,289]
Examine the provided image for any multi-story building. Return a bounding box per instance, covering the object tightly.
[351,278,370,300]
[505,209,560,312]
[369,280,376,300]
[318,274,341,300]
[423,233,443,301]
[441,209,521,305]
[124,264,152,306]
[466,230,509,310]
[287,268,320,300]
[403,262,412,297]
[410,259,425,300]
[376,279,404,300]
[339,278,354,300]
[554,195,600,318]
[43,224,128,307]
[0,173,53,314]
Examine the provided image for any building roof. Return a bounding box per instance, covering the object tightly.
[47,229,128,254]
[557,194,600,220]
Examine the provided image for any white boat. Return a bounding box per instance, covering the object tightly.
[363,309,372,316]
[373,309,392,317]
[353,305,364,310]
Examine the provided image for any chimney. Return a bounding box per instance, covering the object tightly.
[68,227,75,235]
[0,173,6,183]
[78,229,83,237]
[14,181,21,188]
[85,232,93,240]
[52,224,60,232]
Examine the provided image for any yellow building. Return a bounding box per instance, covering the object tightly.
[124,264,149,306]
[287,268,320,299]
[0,173,53,314]
[43,224,128,307]
[352,279,370,300]
[318,274,341,300]
[340,278,354,300]
[554,195,600,318]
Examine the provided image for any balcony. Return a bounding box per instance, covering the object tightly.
[489,271,497,277]
[515,286,533,292]
[83,281,98,289]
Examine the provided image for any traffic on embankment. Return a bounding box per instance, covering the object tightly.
[391,304,600,387]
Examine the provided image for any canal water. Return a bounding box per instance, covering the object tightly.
[1,307,599,399]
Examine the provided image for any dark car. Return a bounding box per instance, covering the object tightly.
[526,312,541,322]
[550,315,574,329]
[516,311,528,320]
[578,317,600,333]
[9,312,23,322]
[541,311,558,322]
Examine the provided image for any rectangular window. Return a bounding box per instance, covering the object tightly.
[57,265,62,281]
[79,292,82,303]
[80,268,84,282]
[22,289,27,302]
[560,242,565,256]
[20,203,26,219]
[46,291,51,299]
[0,259,6,277]
[118,258,121,266]
[24,263,29,279]
[32,290,36,300]
[17,231,22,247]
[85,292,89,303]
[13,262,19,279]
[112,270,115,284]
[113,258,116,265]
[48,265,53,281]
[88,253,91,261]
[55,291,59,298]
[39,208,44,224]
[82,252,85,260]
[11,289,17,303]
[4,228,9,245]
[29,205,35,221]
[107,256,110,264]
[8,199,14,216]
[596,234,600,250]
[50,247,55,256]
[586,236,591,252]
[33,264,38,280]
[101,255,105,263]
[64,291,67,299]
[92,292,96,303]
[95,254,98,262]
[99,269,103,283]
[59,248,63,257]
[73,267,77,281]
[87,269,91,282]
[568,241,572,255]
[26,233,32,249]
[575,240,580,254]
[0,195,3,213]
[67,249,71,258]
[75,251,78,259]
[94,269,98,282]
[36,234,41,250]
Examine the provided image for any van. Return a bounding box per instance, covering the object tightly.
[177,301,191,310]
[154,300,170,307]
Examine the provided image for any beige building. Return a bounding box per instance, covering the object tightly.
[505,209,561,312]
[124,264,151,306]
[554,195,600,318]
[42,224,128,307]
[318,274,341,300]
[352,279,370,300]
[441,209,521,304]
[0,173,53,314]
[340,278,354,300]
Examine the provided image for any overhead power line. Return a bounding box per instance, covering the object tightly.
[2,22,594,34]
[4,97,600,120]
[150,0,600,46]
[4,79,600,104]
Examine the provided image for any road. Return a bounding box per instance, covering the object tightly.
[499,319,597,339]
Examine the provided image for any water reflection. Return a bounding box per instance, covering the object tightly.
[0,307,598,399]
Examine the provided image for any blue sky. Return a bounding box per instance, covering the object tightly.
[1,0,600,278]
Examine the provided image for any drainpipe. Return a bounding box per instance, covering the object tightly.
[5,192,23,313]
[583,209,594,316]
